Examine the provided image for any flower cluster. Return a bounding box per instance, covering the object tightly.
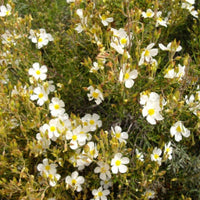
[182,0,198,18]
[142,9,168,27]
[151,142,173,165]
[29,62,55,106]
[75,9,88,33]
[140,92,165,125]
[1,0,198,199]
[28,28,54,49]
[37,159,61,186]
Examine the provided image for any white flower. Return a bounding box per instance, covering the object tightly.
[140,92,164,125]
[94,161,111,180]
[156,11,168,27]
[49,97,65,117]
[164,142,173,160]
[90,62,104,73]
[28,62,47,81]
[36,128,51,151]
[81,113,102,131]
[1,30,20,46]
[47,119,60,139]
[83,141,98,159]
[75,9,87,33]
[75,24,84,33]
[142,102,164,125]
[43,80,55,94]
[73,152,92,170]
[144,189,156,199]
[142,9,154,18]
[135,149,144,162]
[87,86,104,105]
[111,153,129,174]
[37,158,60,187]
[170,121,190,142]
[182,1,198,18]
[91,187,110,200]
[30,86,48,106]
[159,41,182,52]
[66,0,75,3]
[100,14,113,26]
[110,28,132,55]
[151,147,162,165]
[139,43,158,66]
[65,171,85,192]
[119,64,138,88]
[185,94,200,116]
[111,125,128,144]
[164,68,176,79]
[29,29,53,49]
[140,91,161,105]
[0,4,11,17]
[186,0,195,4]
[48,169,61,187]
[100,178,113,189]
[37,158,57,176]
[164,64,185,80]
[66,125,87,149]
[175,64,185,80]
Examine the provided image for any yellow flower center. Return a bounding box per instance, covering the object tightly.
[120,38,127,45]
[101,15,107,21]
[72,135,77,141]
[7,38,12,42]
[148,192,152,197]
[158,17,163,22]
[148,108,155,116]
[54,104,60,110]
[38,37,43,42]
[50,126,56,132]
[146,12,152,17]
[71,179,77,186]
[176,125,182,133]
[144,50,150,57]
[38,93,44,99]
[100,167,106,173]
[154,154,159,159]
[166,148,170,153]
[124,72,130,80]
[83,122,88,126]
[115,133,121,139]
[6,11,10,16]
[98,191,103,197]
[89,120,95,125]
[90,149,95,156]
[92,92,99,99]
[45,165,50,171]
[36,70,41,75]
[115,160,121,166]
[48,174,53,179]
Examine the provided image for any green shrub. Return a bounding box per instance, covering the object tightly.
[0,0,199,199]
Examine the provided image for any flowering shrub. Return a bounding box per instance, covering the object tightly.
[0,0,200,199]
